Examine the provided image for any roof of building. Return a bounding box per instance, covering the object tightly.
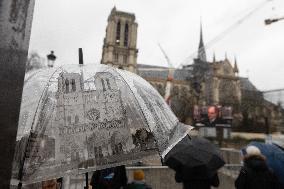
[137,69,169,80]
[137,64,168,69]
[173,69,193,81]
[108,6,136,21]
[137,64,192,81]
[239,77,258,91]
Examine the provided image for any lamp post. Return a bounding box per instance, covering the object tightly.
[47,51,57,68]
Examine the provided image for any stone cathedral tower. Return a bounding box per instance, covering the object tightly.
[101,7,138,73]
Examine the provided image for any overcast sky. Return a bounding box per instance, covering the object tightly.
[29,0,284,91]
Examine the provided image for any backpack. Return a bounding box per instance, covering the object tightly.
[90,168,115,189]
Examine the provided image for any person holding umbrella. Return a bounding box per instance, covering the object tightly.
[175,170,219,189]
[235,146,281,189]
[246,141,284,188]
[164,135,224,189]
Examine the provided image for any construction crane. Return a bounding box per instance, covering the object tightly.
[262,88,284,108]
[265,16,284,25]
[158,43,174,68]
[178,0,272,68]
[158,43,175,105]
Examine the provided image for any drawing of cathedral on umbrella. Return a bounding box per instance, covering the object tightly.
[54,71,141,167]
[12,64,192,185]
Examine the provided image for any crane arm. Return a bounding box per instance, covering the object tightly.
[158,43,174,68]
[178,0,270,68]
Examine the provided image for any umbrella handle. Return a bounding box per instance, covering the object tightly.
[17,182,22,189]
[84,172,89,189]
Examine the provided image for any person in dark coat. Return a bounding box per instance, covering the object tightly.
[235,146,282,189]
[90,165,128,189]
[175,170,219,189]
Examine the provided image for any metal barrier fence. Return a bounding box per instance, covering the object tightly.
[18,165,241,189]
[16,148,243,188]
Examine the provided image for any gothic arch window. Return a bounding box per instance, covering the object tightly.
[75,115,79,124]
[106,78,111,90]
[124,23,129,47]
[94,147,98,158]
[101,79,106,91]
[123,55,127,64]
[98,146,103,158]
[65,79,69,93]
[67,116,71,125]
[71,79,76,92]
[114,53,118,63]
[116,21,121,44]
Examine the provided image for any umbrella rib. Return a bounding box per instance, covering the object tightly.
[112,69,152,130]
[30,67,63,131]
[24,69,44,85]
[18,66,63,184]
[84,66,114,82]
[111,69,160,152]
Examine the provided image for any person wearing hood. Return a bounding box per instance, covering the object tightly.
[235,146,282,189]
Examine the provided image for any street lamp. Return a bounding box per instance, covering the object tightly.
[47,51,56,68]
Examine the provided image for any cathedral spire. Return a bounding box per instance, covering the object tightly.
[225,52,228,60]
[213,51,216,62]
[112,6,116,12]
[198,22,207,62]
[233,56,239,73]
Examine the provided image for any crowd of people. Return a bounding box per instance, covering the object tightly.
[235,146,282,189]
[89,165,151,189]
[40,143,283,189]
[88,145,283,189]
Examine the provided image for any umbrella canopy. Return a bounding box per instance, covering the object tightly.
[246,142,284,186]
[164,135,225,179]
[12,64,192,184]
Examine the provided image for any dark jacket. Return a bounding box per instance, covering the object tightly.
[175,171,219,189]
[202,117,225,127]
[90,165,128,189]
[235,155,282,189]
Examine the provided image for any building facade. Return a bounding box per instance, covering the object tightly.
[101,7,138,73]
[102,8,283,133]
[55,71,133,163]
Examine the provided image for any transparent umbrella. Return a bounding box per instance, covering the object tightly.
[12,64,192,185]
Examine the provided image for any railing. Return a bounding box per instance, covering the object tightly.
[15,164,242,189]
[15,149,243,188]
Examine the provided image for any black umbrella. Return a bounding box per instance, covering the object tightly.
[164,135,225,179]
